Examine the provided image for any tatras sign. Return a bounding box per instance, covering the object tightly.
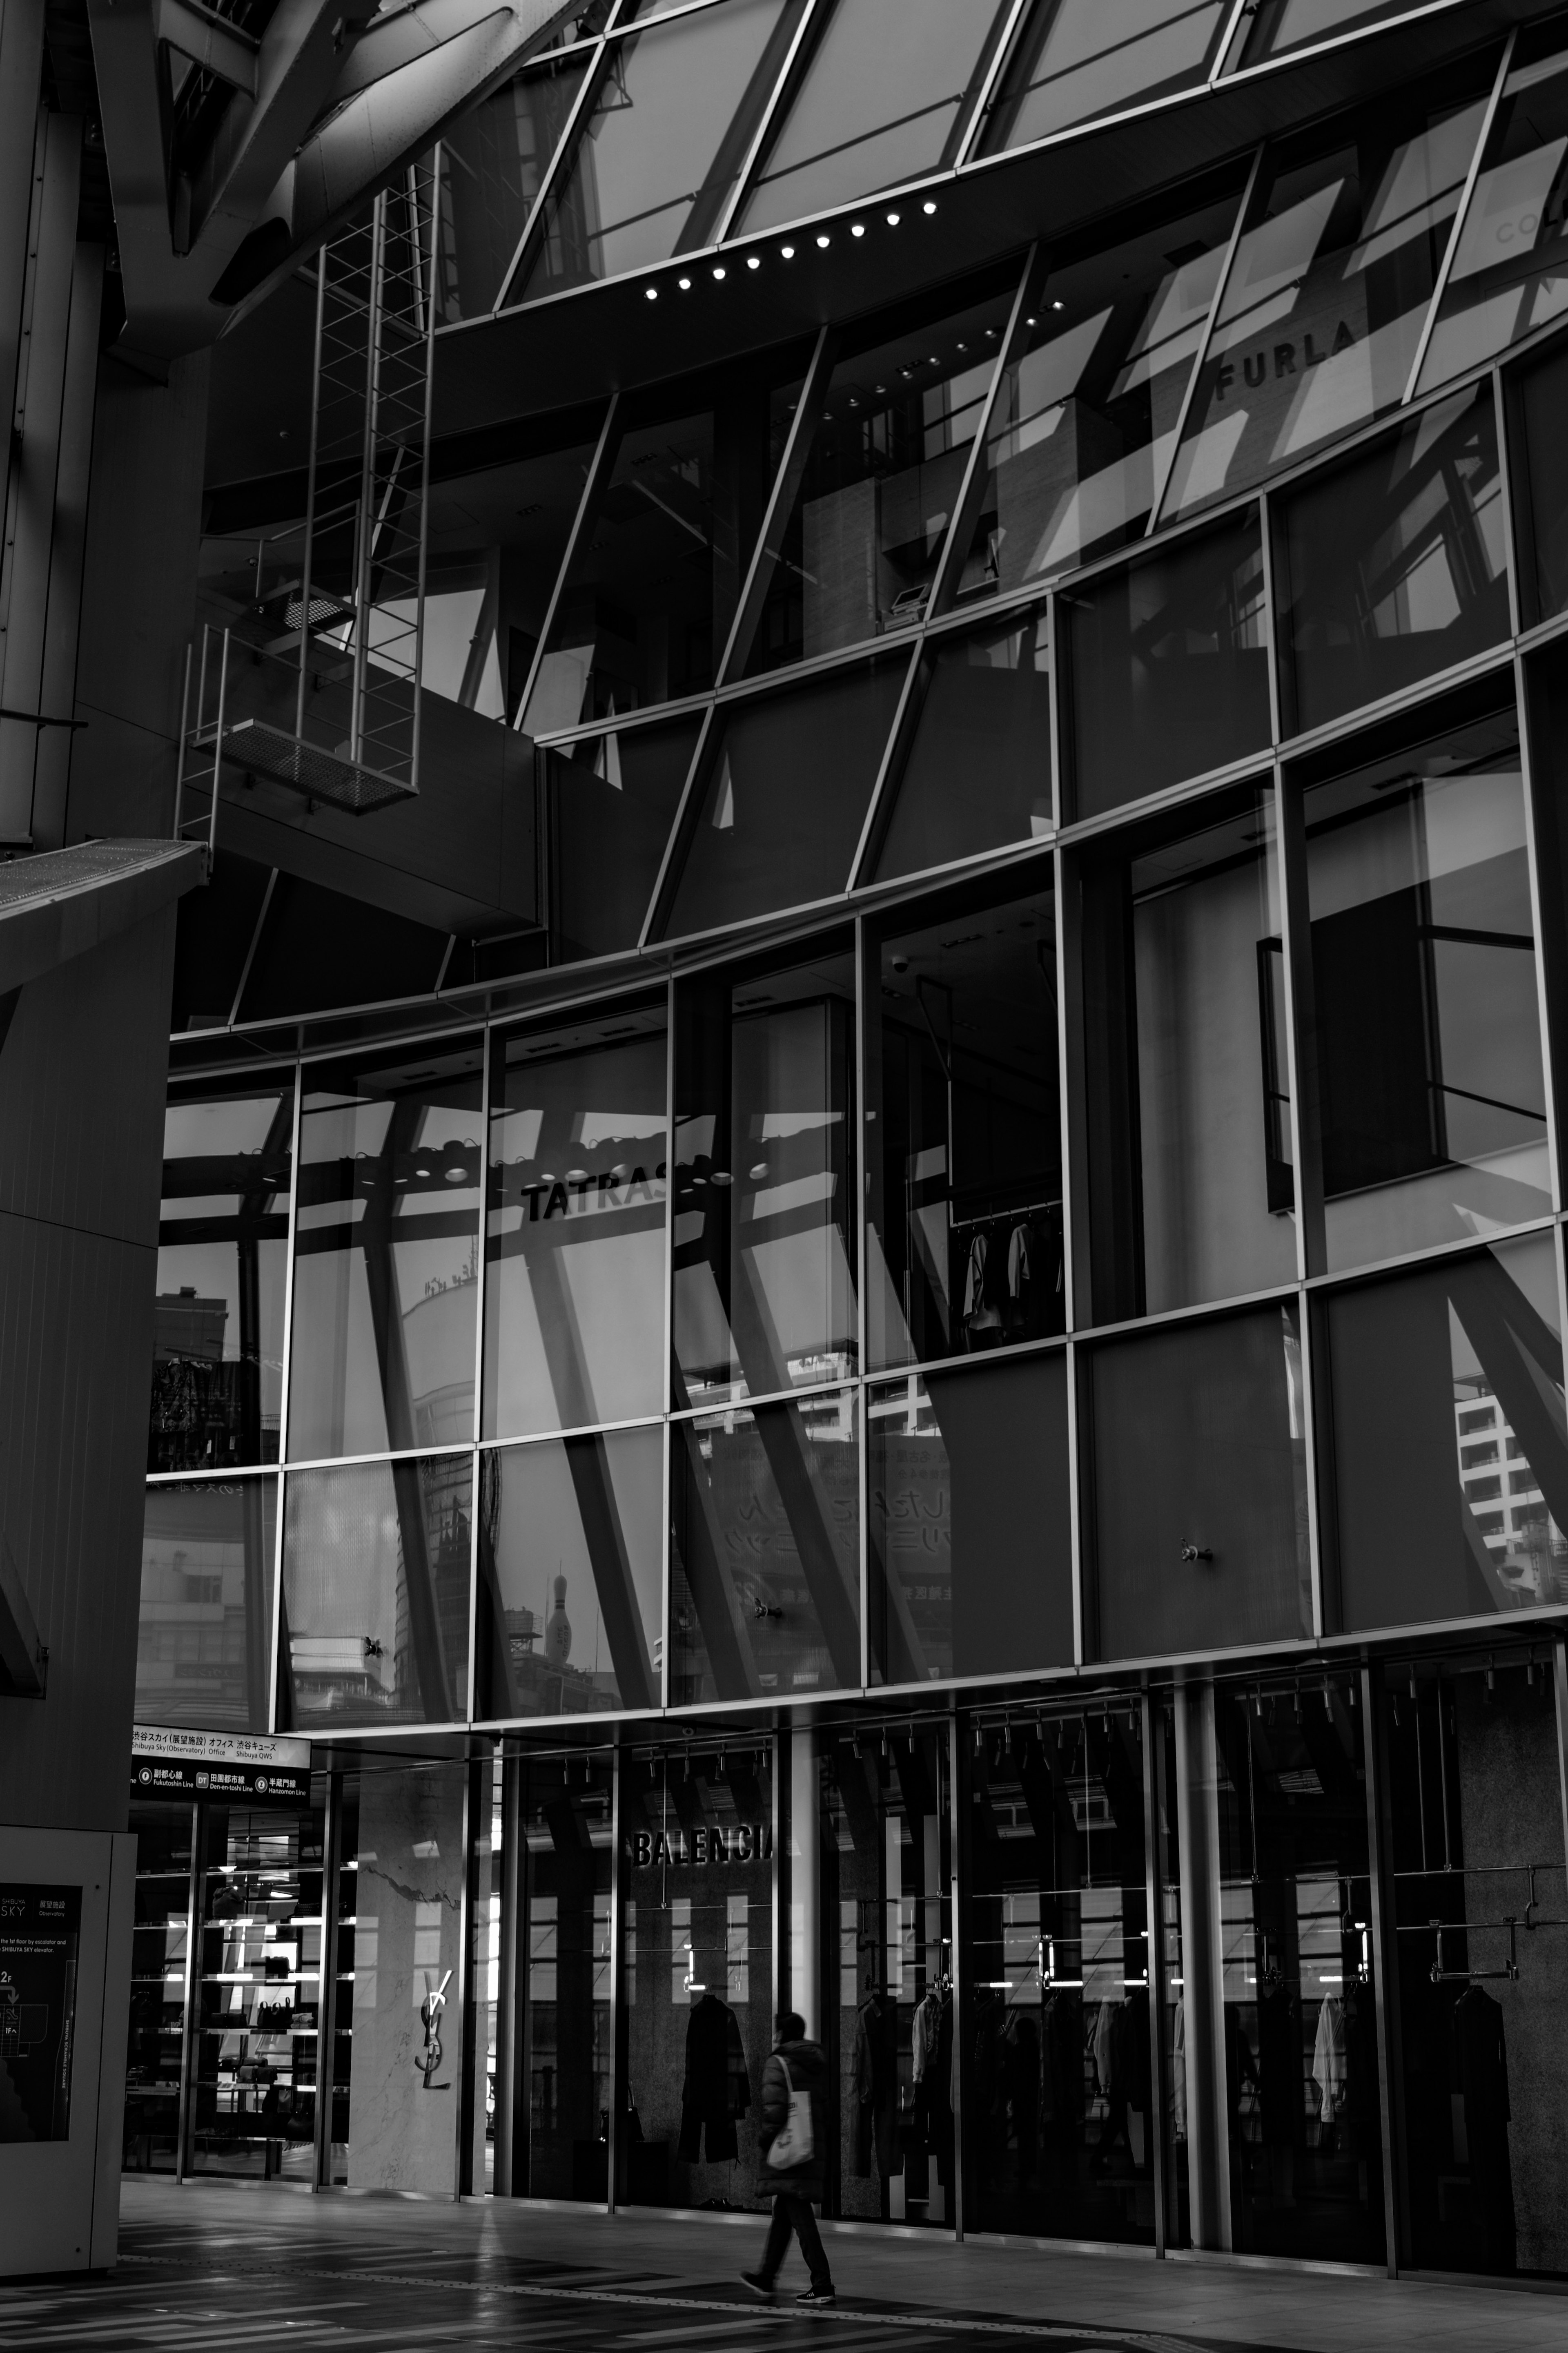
[631,1823,772,1867]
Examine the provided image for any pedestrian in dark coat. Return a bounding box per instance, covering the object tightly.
[740,2012,835,2306]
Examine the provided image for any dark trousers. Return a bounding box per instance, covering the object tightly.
[758,2192,831,2291]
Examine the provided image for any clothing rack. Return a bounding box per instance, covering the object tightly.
[1419,1906,1568,1985]
[949,1196,1061,1236]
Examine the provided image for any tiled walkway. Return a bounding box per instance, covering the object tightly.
[0,2178,1562,2352]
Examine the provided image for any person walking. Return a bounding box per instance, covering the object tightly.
[741,2011,836,2306]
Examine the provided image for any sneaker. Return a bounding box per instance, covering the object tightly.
[796,2286,836,2306]
[739,2272,774,2298]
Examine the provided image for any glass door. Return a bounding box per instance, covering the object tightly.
[123,1802,194,2174]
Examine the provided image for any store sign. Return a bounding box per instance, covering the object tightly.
[630,1823,771,1868]
[130,1724,311,1805]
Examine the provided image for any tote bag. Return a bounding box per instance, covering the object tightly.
[765,2056,815,2171]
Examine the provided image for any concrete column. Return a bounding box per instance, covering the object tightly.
[789,1724,820,2040]
[1174,1679,1232,2251]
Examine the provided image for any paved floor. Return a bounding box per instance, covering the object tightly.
[0,2178,1561,2353]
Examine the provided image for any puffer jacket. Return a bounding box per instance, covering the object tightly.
[755,2034,829,2201]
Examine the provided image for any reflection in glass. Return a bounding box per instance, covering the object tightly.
[138,1478,278,1735]
[1067,509,1270,819]
[1383,1653,1568,2275]
[1088,1306,1313,1659]
[510,0,803,300]
[744,287,1014,672]
[1420,33,1568,394]
[669,1387,860,1702]
[873,608,1052,882]
[151,1083,292,1472]
[1164,85,1491,521]
[673,951,856,1406]
[867,1358,1071,1687]
[1275,384,1509,736]
[435,55,589,321]
[1303,711,1550,1271]
[287,1043,483,1461]
[1322,1234,1568,1630]
[964,1704,1154,2244]
[1239,0,1427,64]
[621,1747,775,2208]
[1515,339,1568,622]
[475,1427,663,1718]
[979,0,1230,155]
[511,1752,613,2199]
[483,1006,667,1437]
[545,718,700,959]
[869,885,1062,1374]
[735,0,1009,233]
[1077,791,1296,1324]
[123,1804,192,2174]
[281,1454,472,1726]
[956,192,1242,597]
[663,660,905,936]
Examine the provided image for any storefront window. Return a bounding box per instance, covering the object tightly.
[287,1040,484,1461]
[476,1428,664,1719]
[976,0,1230,156]
[871,608,1053,884]
[868,881,1062,1374]
[1319,1233,1568,1632]
[151,1080,292,1473]
[1383,1650,1568,2275]
[1086,1306,1314,1661]
[482,1004,668,1440]
[621,1745,775,2208]
[867,1357,1073,1688]
[670,1388,861,1703]
[543,718,701,960]
[673,949,858,1407]
[513,1751,615,2199]
[1274,385,1509,738]
[138,1478,278,1736]
[1074,788,1296,1324]
[1066,510,1270,819]
[1301,707,1551,1272]
[124,1804,194,2175]
[281,1454,473,1728]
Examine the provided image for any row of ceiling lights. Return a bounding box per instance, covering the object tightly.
[645,199,942,301]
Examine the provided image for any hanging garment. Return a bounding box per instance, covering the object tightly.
[677,1992,750,2164]
[1171,2000,1187,2139]
[852,1991,901,2178]
[1454,1983,1516,2274]
[1092,2001,1116,2101]
[962,1232,1002,1345]
[912,1989,942,2085]
[1313,1996,1348,2126]
[1255,1983,1296,2146]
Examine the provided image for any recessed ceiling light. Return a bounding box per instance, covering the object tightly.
[816,233,830,248]
[746,254,760,270]
[851,223,865,238]
[780,244,795,259]
[678,276,692,290]
[644,286,657,300]
[923,200,937,215]
[713,265,726,280]
[886,211,900,225]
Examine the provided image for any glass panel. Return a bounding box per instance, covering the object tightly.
[820,1726,952,2224]
[510,0,804,301]
[467,1752,503,2195]
[744,287,1015,674]
[1067,509,1270,821]
[978,0,1230,155]
[869,883,1062,1374]
[1421,36,1568,396]
[287,1041,483,1461]
[1208,1679,1385,2262]
[1239,0,1430,65]
[673,948,856,1408]
[735,0,1009,234]
[523,378,805,732]
[1077,790,1297,1325]
[280,1454,473,1728]
[621,1746,775,2208]
[669,1386,860,1702]
[1384,1650,1568,2277]
[1321,1234,1568,1630]
[1515,339,1568,623]
[663,661,905,936]
[1302,708,1550,1272]
[1164,85,1492,523]
[138,1477,278,1735]
[188,1798,325,2181]
[151,1081,293,1473]
[483,1003,667,1439]
[517,1751,614,2199]
[124,1803,192,2175]
[957,189,1244,598]
[1087,1306,1314,1659]
[964,1699,1155,2244]
[872,608,1052,883]
[1275,384,1509,737]
[545,717,701,959]
[330,1761,471,2191]
[867,1357,1071,1687]
[475,1427,664,1718]
[435,55,590,322]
